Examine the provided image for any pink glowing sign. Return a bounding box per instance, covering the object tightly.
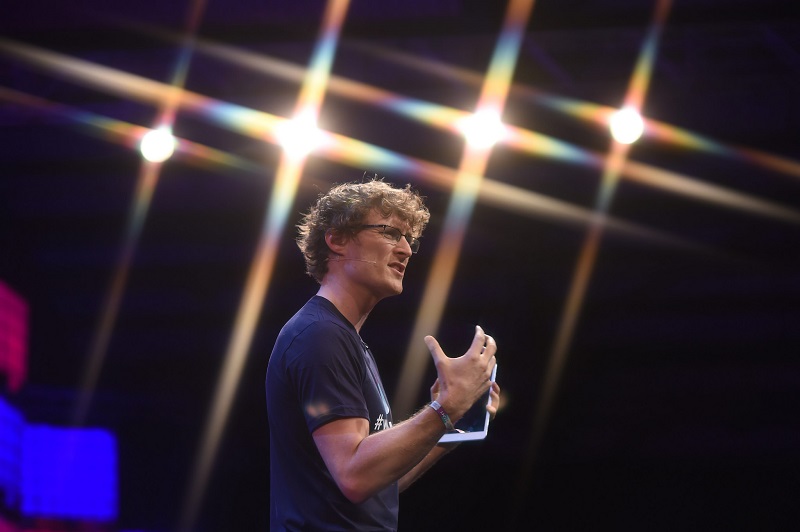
[0,281,28,394]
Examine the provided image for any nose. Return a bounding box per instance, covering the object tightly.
[394,236,413,257]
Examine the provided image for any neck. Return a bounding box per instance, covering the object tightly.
[317,281,378,332]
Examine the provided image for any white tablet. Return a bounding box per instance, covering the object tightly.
[439,364,497,443]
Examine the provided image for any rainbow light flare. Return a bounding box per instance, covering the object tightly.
[308,36,800,223]
[517,1,674,512]
[0,86,270,175]
[8,25,792,230]
[163,30,601,159]
[172,32,475,133]
[344,32,800,208]
[66,0,211,428]
[72,161,160,427]
[6,4,798,527]
[6,0,782,436]
[178,2,351,531]
[318,129,713,252]
[0,37,285,142]
[0,73,696,248]
[345,43,798,223]
[0,86,140,150]
[1,46,752,274]
[393,0,537,418]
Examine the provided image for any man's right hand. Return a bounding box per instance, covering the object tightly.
[424,325,497,422]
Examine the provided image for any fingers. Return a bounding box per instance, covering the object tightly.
[424,335,445,365]
[430,378,440,400]
[429,327,497,380]
[489,383,500,404]
[471,325,496,362]
[482,332,497,358]
[468,325,486,356]
[481,330,497,383]
[487,383,500,420]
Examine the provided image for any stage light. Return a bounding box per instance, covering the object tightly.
[609,106,644,144]
[457,108,507,148]
[139,127,176,162]
[21,425,117,521]
[276,109,325,159]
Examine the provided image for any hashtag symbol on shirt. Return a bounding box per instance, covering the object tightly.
[374,414,384,431]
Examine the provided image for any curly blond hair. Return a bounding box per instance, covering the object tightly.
[297,178,430,283]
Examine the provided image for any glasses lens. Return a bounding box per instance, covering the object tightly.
[382,226,402,243]
[367,225,419,253]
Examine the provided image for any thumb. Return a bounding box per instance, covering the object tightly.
[424,335,446,365]
[467,325,486,355]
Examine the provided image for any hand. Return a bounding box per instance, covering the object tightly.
[487,381,501,420]
[425,325,497,422]
[429,378,440,401]
[433,378,501,419]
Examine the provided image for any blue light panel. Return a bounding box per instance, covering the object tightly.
[21,425,117,521]
[0,397,23,509]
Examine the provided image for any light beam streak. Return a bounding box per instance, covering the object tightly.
[392,0,537,418]
[3,47,788,279]
[346,33,800,185]
[167,31,800,222]
[0,81,705,254]
[0,86,268,175]
[515,1,673,520]
[4,34,798,230]
[177,2,351,531]
[67,0,209,427]
[0,36,284,141]
[318,129,720,252]
[0,36,715,239]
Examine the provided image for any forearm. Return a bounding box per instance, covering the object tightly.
[352,406,448,496]
[316,327,498,504]
[398,443,455,493]
[315,406,448,503]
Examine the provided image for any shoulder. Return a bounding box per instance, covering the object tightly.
[279,316,359,366]
[297,319,353,350]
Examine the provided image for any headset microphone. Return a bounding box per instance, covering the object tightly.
[330,257,378,265]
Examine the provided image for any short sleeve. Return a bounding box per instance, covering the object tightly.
[288,320,369,433]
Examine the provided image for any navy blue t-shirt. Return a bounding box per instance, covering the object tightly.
[266,296,397,531]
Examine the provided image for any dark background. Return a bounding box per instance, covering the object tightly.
[2,1,799,530]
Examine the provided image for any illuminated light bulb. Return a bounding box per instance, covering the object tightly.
[457,109,507,149]
[609,106,645,144]
[139,127,177,162]
[276,110,325,159]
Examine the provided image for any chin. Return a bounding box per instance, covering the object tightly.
[384,282,403,297]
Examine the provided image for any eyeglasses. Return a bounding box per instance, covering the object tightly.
[358,224,420,253]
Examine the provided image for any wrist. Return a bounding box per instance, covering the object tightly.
[428,400,455,431]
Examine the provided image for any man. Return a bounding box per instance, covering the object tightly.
[266,178,499,531]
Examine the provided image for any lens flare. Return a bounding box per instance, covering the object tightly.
[609,106,645,144]
[457,108,508,148]
[394,0,537,418]
[276,108,327,159]
[178,2,351,531]
[515,3,674,520]
[139,127,177,162]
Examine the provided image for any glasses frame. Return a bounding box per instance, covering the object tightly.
[357,224,420,254]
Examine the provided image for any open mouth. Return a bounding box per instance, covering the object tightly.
[389,262,406,274]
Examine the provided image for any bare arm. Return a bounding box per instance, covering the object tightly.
[312,326,498,503]
[312,405,448,503]
[399,380,500,492]
[398,444,456,492]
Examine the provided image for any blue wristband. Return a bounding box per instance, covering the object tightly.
[428,400,455,431]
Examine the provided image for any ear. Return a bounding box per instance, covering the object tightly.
[325,229,349,256]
